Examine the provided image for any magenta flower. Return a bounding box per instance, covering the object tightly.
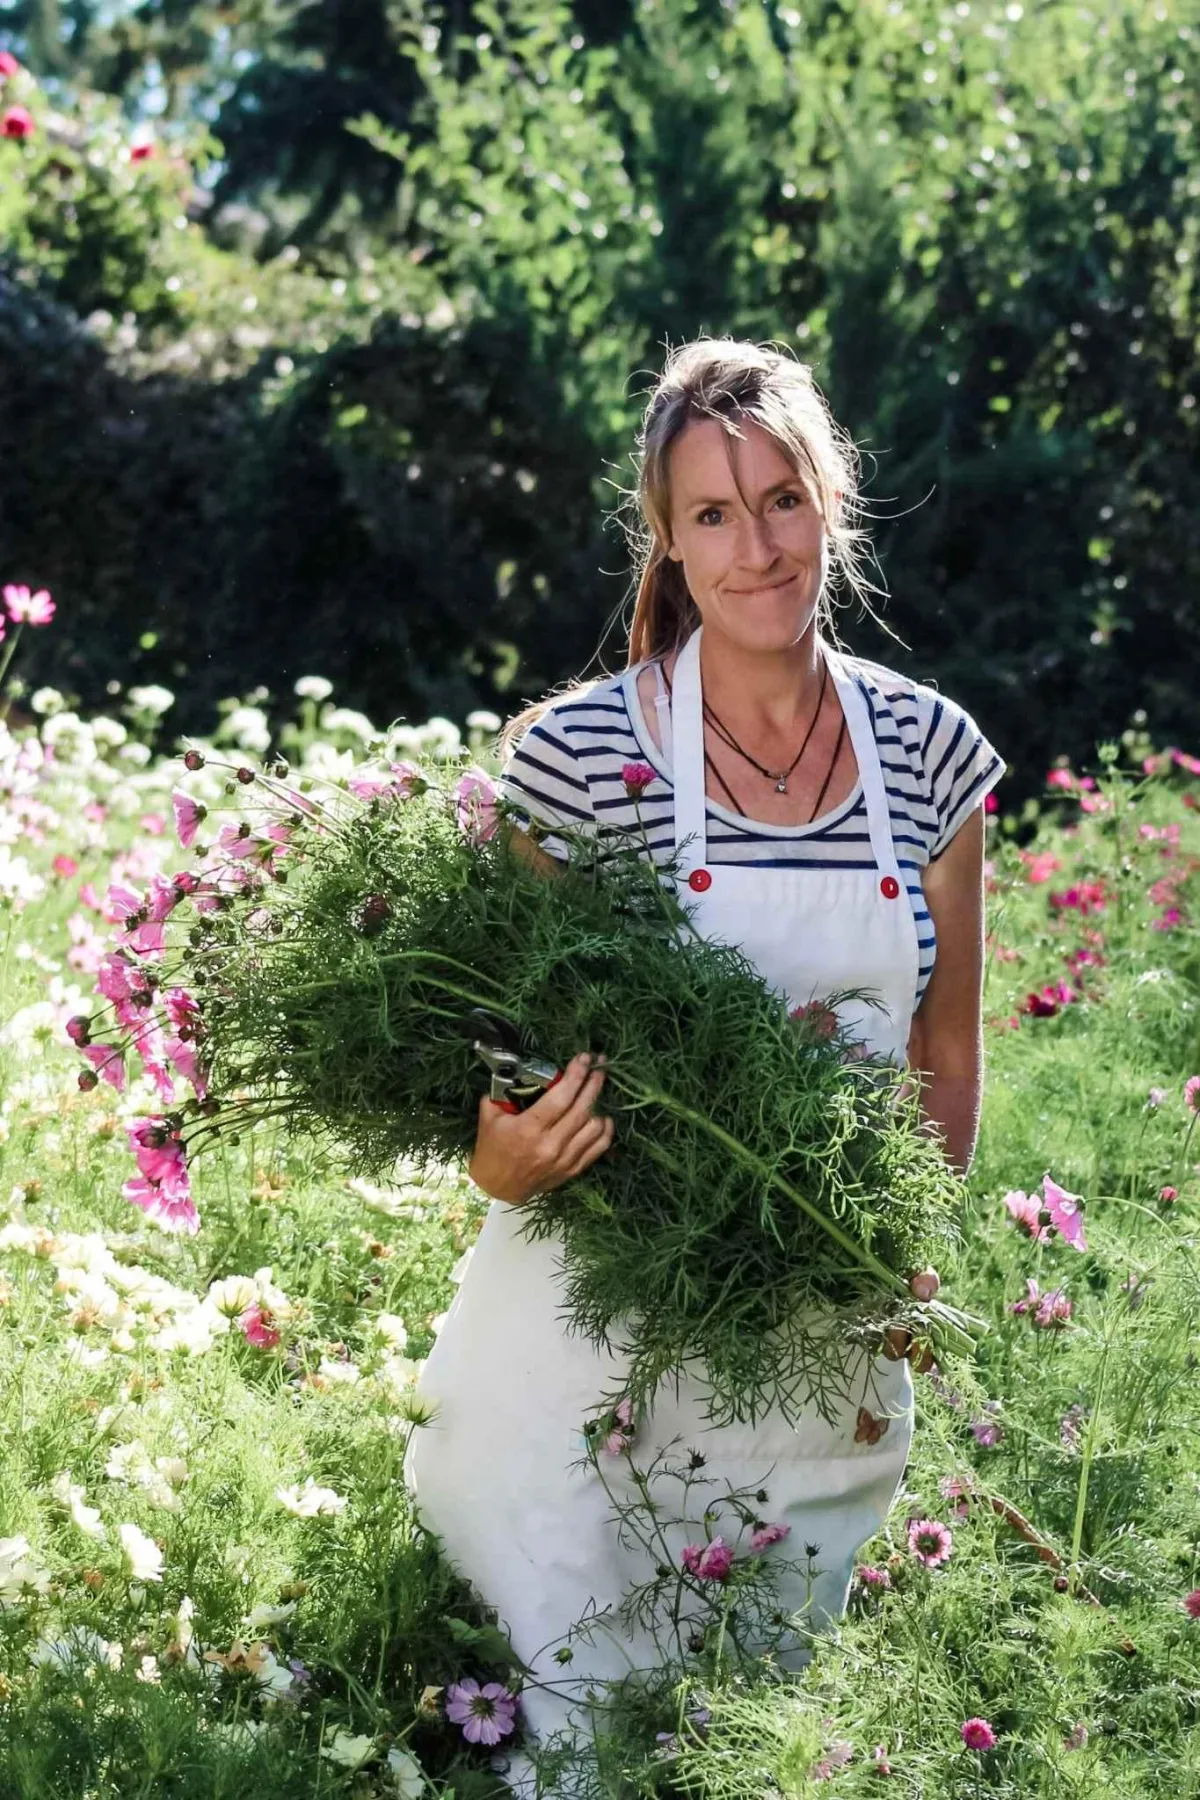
[1184,1590,1200,1620]
[1,105,34,139]
[171,790,207,849]
[238,1304,281,1350]
[126,1118,187,1186]
[749,1521,790,1553]
[1185,1076,1200,1115]
[1003,1189,1050,1242]
[682,1536,734,1581]
[3,583,54,625]
[79,1042,126,1091]
[969,1415,1003,1449]
[1042,1173,1087,1251]
[455,769,499,846]
[164,1034,207,1098]
[960,1718,996,1751]
[621,760,656,798]
[444,1678,518,1746]
[907,1518,953,1569]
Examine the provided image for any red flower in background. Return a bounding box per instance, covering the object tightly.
[1,106,34,139]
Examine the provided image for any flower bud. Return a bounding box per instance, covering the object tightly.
[236,766,255,785]
[183,749,205,771]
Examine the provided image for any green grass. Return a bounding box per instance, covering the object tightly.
[5,702,1200,1796]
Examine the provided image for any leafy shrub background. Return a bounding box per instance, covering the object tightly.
[2,0,1199,782]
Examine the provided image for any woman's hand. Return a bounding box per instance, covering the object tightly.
[468,1052,615,1206]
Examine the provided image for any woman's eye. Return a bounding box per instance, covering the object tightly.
[697,492,804,527]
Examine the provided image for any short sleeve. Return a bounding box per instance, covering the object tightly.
[919,690,1006,858]
[498,710,596,862]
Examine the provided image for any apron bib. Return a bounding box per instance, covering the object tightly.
[404,625,921,1749]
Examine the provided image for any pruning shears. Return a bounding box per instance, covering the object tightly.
[468,1008,562,1115]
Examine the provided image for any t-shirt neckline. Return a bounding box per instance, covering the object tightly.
[619,662,866,841]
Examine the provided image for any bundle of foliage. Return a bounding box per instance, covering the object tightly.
[74,755,973,1431]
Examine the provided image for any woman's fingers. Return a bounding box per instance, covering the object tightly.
[560,1115,616,1181]
[528,1051,605,1129]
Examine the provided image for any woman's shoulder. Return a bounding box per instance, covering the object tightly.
[835,649,990,748]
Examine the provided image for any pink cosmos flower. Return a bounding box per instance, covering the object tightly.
[215,821,260,861]
[907,1518,953,1569]
[455,769,499,846]
[749,1521,790,1553]
[984,792,998,814]
[80,1042,126,1091]
[1018,849,1062,884]
[856,1564,892,1589]
[0,52,20,76]
[1042,1173,1087,1250]
[789,999,839,1040]
[1003,1189,1050,1243]
[961,1718,996,1751]
[127,1119,187,1186]
[1173,749,1200,776]
[444,1678,518,1746]
[1160,1186,1179,1202]
[1153,908,1184,931]
[621,760,656,797]
[969,1415,1003,1448]
[164,1035,207,1098]
[601,1397,635,1455]
[171,790,206,849]
[1,106,33,139]
[682,1536,735,1581]
[122,1171,199,1235]
[1033,1287,1072,1329]
[1183,1590,1200,1620]
[52,854,78,879]
[238,1304,281,1349]
[3,583,54,624]
[939,1475,970,1520]
[1185,1076,1200,1115]
[1046,767,1077,791]
[348,760,421,802]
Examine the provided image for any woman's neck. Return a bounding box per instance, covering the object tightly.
[669,620,828,736]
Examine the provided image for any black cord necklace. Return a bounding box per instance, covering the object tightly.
[702,657,829,795]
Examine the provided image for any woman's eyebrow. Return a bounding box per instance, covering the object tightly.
[684,479,799,508]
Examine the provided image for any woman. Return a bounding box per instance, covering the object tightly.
[404,339,1004,1769]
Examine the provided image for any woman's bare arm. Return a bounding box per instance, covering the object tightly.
[905,804,987,1176]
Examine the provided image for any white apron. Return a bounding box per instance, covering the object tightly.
[404,626,920,1753]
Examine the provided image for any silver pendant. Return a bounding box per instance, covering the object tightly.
[774,776,788,794]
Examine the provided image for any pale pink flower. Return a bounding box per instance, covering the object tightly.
[1063,1721,1089,1751]
[969,1415,1003,1448]
[855,1563,892,1588]
[444,1678,518,1746]
[3,584,54,625]
[749,1521,790,1553]
[171,790,206,849]
[122,1171,199,1235]
[1042,1173,1087,1251]
[454,769,499,846]
[0,51,20,76]
[1185,1076,1200,1115]
[1147,1087,1168,1110]
[1033,1287,1072,1329]
[621,760,656,797]
[600,1397,635,1455]
[1003,1189,1049,1242]
[238,1305,281,1350]
[961,1718,996,1751]
[907,1518,952,1569]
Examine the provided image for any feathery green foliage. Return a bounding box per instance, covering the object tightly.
[166,772,973,1428]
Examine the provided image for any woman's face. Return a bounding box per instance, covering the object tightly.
[664,417,828,653]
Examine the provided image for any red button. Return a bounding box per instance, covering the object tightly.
[880,875,901,899]
[688,868,713,892]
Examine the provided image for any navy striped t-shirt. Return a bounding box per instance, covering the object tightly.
[499,653,1005,1009]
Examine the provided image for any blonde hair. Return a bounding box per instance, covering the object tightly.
[500,336,885,756]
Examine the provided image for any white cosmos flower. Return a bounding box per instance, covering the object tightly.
[0,1538,51,1605]
[30,687,65,715]
[49,1472,107,1540]
[136,1653,162,1683]
[218,705,271,753]
[321,705,377,742]
[208,1274,258,1318]
[374,1313,408,1351]
[119,1521,164,1582]
[317,1356,361,1385]
[275,1478,348,1518]
[31,1626,118,1672]
[294,676,333,702]
[322,1730,376,1769]
[127,685,176,717]
[243,1599,298,1630]
[387,1746,427,1798]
